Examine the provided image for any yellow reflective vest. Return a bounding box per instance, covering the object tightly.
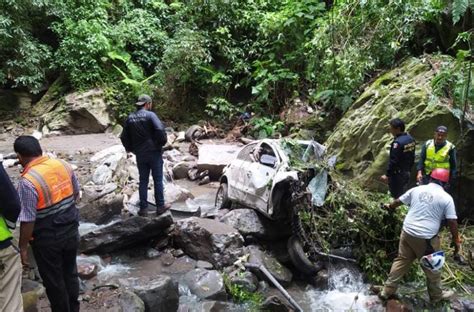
[424,139,453,174]
[0,215,12,243]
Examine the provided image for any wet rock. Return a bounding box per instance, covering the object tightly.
[162,255,196,274]
[262,295,293,312]
[188,168,199,181]
[92,164,113,185]
[79,193,123,225]
[311,269,329,289]
[198,176,210,185]
[154,236,170,250]
[146,248,160,259]
[172,249,185,257]
[82,183,118,202]
[219,209,290,241]
[2,159,18,168]
[91,145,126,163]
[118,290,146,312]
[132,276,179,312]
[165,183,194,203]
[176,131,185,142]
[77,263,98,280]
[126,184,193,213]
[79,213,173,254]
[3,152,17,160]
[201,301,242,312]
[229,269,258,292]
[246,245,293,286]
[183,269,226,300]
[173,162,195,180]
[80,287,145,311]
[197,144,241,179]
[42,88,115,134]
[160,253,175,266]
[197,260,214,270]
[174,217,244,268]
[163,149,183,163]
[22,279,45,312]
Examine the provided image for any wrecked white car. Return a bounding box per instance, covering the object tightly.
[215,139,329,219]
[216,139,352,275]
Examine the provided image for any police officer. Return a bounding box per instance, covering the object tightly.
[380,118,416,198]
[416,125,456,187]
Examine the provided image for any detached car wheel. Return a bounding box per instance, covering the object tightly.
[288,235,323,275]
[215,183,231,209]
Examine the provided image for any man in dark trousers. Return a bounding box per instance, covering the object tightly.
[15,136,80,312]
[120,94,170,216]
[380,118,416,198]
[0,162,23,311]
[417,125,456,188]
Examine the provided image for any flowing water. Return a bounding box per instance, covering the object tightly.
[298,263,383,312]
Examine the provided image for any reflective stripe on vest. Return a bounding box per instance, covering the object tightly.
[0,216,12,243]
[424,140,453,174]
[21,156,74,214]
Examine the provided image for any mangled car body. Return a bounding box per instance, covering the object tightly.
[216,139,348,275]
[216,139,329,219]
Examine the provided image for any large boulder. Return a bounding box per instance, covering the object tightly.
[79,213,173,254]
[219,208,291,241]
[79,193,123,225]
[81,288,145,312]
[246,245,293,286]
[131,276,179,312]
[42,88,115,134]
[197,144,241,179]
[325,56,474,219]
[183,269,227,300]
[173,217,244,268]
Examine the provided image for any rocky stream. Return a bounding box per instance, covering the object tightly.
[1,55,473,312]
[0,130,390,312]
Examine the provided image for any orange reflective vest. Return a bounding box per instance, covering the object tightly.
[21,156,75,219]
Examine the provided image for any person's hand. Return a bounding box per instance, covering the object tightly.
[380,175,388,184]
[416,171,423,183]
[20,248,29,267]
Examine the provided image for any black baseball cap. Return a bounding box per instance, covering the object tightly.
[436,125,448,133]
[136,94,152,106]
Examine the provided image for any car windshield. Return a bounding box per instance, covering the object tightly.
[279,139,326,169]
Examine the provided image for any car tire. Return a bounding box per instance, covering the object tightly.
[288,235,323,275]
[185,125,204,142]
[215,183,231,209]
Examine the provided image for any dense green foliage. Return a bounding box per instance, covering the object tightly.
[1,0,471,121]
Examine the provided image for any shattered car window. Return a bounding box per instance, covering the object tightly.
[237,143,257,162]
[279,139,325,169]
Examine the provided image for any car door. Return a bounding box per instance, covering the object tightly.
[242,142,280,214]
[226,143,257,203]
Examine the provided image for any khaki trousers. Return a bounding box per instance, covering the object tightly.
[383,230,442,300]
[0,245,23,311]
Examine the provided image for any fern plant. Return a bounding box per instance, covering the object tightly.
[452,0,473,24]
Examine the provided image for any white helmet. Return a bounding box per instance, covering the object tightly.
[420,251,445,272]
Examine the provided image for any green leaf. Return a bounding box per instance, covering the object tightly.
[452,0,470,24]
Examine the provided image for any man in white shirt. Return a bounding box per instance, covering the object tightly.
[378,168,461,303]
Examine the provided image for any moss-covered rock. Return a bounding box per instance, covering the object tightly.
[41,88,116,134]
[326,56,473,218]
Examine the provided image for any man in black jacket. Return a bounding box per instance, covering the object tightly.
[380,118,416,198]
[0,162,23,311]
[120,95,170,216]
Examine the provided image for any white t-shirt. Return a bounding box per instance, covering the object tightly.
[399,183,457,239]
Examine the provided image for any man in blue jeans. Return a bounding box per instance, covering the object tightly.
[120,94,170,216]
